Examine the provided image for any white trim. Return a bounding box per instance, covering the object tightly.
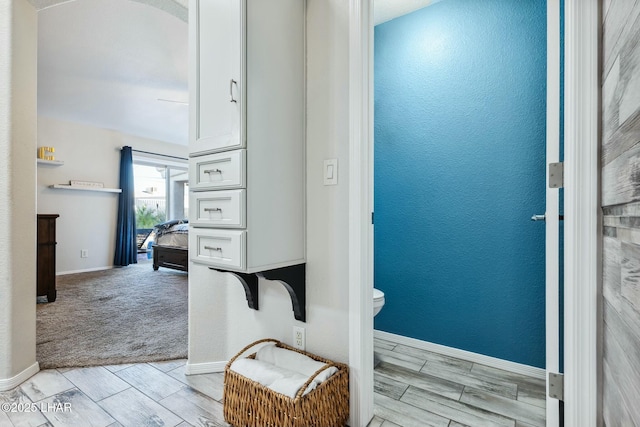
[546,0,561,425]
[375,331,546,380]
[349,0,374,426]
[132,152,188,169]
[185,360,226,375]
[564,0,600,426]
[0,363,39,392]
[57,266,114,276]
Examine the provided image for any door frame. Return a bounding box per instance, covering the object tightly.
[563,0,600,425]
[348,1,374,426]
[347,0,600,426]
[546,0,560,425]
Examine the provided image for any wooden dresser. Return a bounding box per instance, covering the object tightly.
[37,214,59,302]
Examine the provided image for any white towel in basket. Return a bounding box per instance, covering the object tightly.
[255,343,338,384]
[229,358,317,398]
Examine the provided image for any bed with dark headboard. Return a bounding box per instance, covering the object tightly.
[152,220,188,272]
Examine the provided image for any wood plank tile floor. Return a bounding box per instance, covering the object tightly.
[0,359,231,427]
[0,338,545,427]
[370,337,546,427]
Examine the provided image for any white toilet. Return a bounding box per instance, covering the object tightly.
[373,288,385,316]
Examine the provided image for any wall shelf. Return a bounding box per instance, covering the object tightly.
[49,184,122,193]
[37,159,64,166]
[211,263,306,322]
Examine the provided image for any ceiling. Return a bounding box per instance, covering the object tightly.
[37,0,189,145]
[35,0,435,146]
[29,0,187,20]
[374,0,439,25]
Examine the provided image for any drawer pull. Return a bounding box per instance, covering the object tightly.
[204,208,222,213]
[204,169,222,174]
[204,246,223,252]
[230,79,237,103]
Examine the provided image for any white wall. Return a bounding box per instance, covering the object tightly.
[37,117,187,274]
[187,0,351,368]
[0,0,38,383]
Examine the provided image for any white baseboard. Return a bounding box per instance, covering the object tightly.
[57,266,114,276]
[0,362,40,391]
[374,330,545,380]
[185,360,227,375]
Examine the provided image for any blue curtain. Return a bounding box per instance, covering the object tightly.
[114,146,137,266]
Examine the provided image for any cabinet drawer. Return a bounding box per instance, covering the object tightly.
[190,149,246,191]
[190,228,246,270]
[190,190,246,228]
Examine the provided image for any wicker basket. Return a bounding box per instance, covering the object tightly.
[223,338,349,427]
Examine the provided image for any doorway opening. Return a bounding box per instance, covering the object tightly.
[34,0,189,369]
[360,2,559,426]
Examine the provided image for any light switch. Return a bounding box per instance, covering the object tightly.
[324,159,338,185]
[326,165,334,179]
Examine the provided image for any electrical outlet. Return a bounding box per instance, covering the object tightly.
[293,326,305,350]
[81,249,88,258]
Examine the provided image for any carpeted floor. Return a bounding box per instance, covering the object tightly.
[36,260,188,369]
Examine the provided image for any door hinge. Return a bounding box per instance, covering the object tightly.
[548,372,564,401]
[549,162,564,188]
[371,212,374,225]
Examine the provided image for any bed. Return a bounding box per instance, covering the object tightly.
[152,220,189,272]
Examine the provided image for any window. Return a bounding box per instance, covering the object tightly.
[133,157,188,229]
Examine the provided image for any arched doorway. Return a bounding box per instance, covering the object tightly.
[0,0,188,389]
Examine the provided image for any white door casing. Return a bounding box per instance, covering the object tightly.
[546,0,561,425]
[563,0,600,425]
[349,0,375,425]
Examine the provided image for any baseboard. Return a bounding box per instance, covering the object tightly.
[57,266,114,276]
[185,360,227,375]
[0,362,40,392]
[374,330,546,380]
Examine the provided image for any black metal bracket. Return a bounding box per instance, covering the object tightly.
[212,269,259,310]
[210,263,306,322]
[257,264,306,322]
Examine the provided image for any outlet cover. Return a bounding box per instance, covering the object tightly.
[81,249,88,258]
[293,326,305,350]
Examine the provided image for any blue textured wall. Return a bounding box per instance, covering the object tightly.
[374,0,547,368]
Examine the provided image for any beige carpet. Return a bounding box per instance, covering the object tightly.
[36,261,188,369]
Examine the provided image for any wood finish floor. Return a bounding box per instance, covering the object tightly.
[0,359,230,427]
[371,337,546,427]
[0,338,545,426]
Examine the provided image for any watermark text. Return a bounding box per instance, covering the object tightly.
[1,402,72,413]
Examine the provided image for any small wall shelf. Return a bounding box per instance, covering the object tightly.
[37,159,64,166]
[211,263,306,322]
[49,184,122,193]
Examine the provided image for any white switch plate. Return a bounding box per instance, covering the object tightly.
[323,158,338,185]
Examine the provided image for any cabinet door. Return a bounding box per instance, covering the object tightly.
[189,0,245,156]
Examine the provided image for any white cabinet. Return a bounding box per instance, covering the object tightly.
[189,0,244,156]
[188,0,305,277]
